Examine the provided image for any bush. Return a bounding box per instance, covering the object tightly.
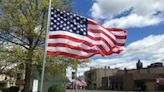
[9,86,19,92]
[1,88,9,92]
[48,84,66,92]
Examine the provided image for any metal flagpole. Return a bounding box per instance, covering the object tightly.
[40,0,52,92]
[75,68,77,92]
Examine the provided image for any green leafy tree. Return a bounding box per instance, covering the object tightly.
[0,0,72,92]
[0,44,24,77]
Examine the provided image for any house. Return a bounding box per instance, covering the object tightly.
[0,74,16,89]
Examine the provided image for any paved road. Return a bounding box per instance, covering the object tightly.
[67,89,129,92]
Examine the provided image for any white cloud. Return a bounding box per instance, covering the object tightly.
[90,0,164,28]
[77,34,164,75]
[90,0,132,19]
[103,14,161,28]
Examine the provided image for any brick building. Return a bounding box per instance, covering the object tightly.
[85,60,164,91]
[102,61,164,91]
[84,67,119,89]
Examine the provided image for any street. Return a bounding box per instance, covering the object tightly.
[66,89,129,92]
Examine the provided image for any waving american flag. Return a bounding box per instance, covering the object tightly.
[46,8,127,59]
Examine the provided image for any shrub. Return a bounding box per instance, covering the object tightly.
[48,84,66,92]
[9,86,19,92]
[1,88,9,92]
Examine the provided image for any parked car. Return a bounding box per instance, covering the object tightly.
[65,82,73,89]
[65,79,87,89]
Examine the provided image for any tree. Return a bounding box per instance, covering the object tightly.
[0,43,24,77]
[45,56,89,78]
[0,0,72,92]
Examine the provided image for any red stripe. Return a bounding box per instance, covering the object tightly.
[87,35,113,49]
[88,29,117,45]
[48,43,98,53]
[47,51,97,59]
[47,48,117,59]
[47,44,119,56]
[88,19,100,25]
[107,28,127,33]
[49,35,94,47]
[88,29,99,33]
[106,28,127,47]
[115,35,127,39]
[117,43,125,46]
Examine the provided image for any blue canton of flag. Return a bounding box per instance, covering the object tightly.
[50,8,88,36]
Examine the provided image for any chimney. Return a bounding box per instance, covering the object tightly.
[105,66,107,69]
[136,59,143,69]
[124,68,127,73]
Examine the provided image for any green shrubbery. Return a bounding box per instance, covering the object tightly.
[1,86,19,92]
[48,84,66,92]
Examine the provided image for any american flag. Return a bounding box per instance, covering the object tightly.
[46,8,127,59]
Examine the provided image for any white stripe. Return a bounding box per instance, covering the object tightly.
[47,38,99,50]
[88,24,116,40]
[116,39,126,44]
[117,46,125,50]
[48,31,110,51]
[111,31,127,36]
[47,47,94,56]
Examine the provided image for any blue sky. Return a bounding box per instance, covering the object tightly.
[67,0,164,77]
[71,0,164,44]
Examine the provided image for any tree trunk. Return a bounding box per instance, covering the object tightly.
[24,63,33,92]
[24,49,33,92]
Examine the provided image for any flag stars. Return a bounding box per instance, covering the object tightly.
[53,25,56,28]
[73,27,77,30]
[60,25,63,28]
[67,21,70,24]
[70,15,73,19]
[63,23,66,26]
[51,12,54,15]
[76,17,80,20]
[60,21,64,24]
[63,14,66,17]
[56,27,59,30]
[50,8,87,36]
[66,13,70,16]
[54,15,57,17]
[57,22,60,25]
[57,18,60,21]
[83,32,87,35]
[50,27,53,30]
[63,27,66,30]
[51,22,54,25]
[69,29,73,32]
[64,18,67,21]
[76,31,80,33]
[70,24,73,27]
[53,20,57,23]
[56,9,60,11]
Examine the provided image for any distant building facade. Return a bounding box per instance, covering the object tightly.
[85,67,119,89]
[102,62,164,91]
[85,61,164,91]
